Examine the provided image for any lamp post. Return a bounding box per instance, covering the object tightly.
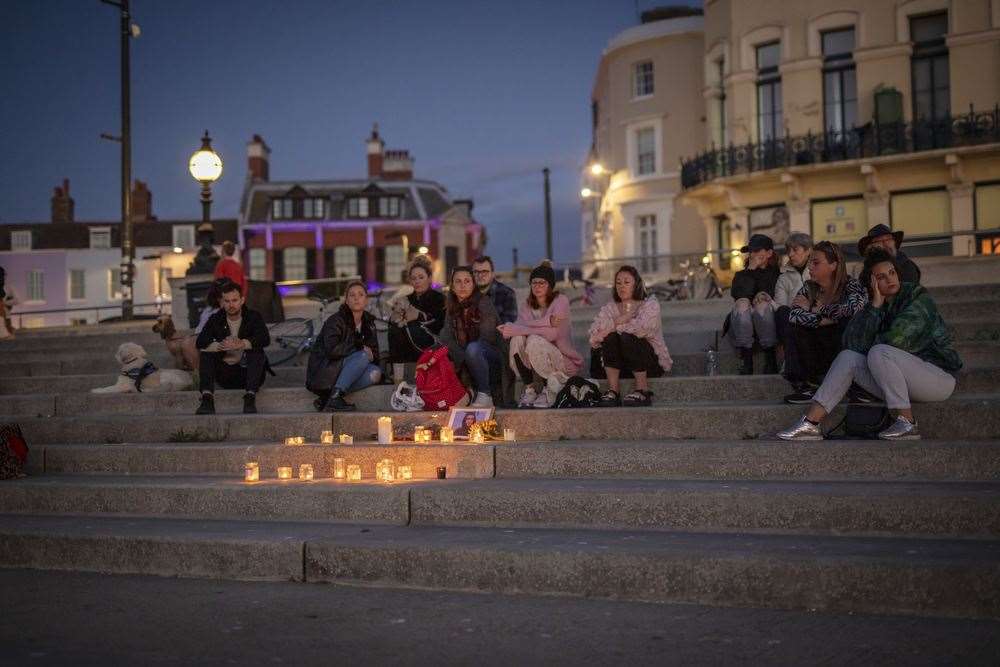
[189,130,223,224]
[542,167,553,261]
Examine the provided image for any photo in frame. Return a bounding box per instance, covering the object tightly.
[445,406,495,439]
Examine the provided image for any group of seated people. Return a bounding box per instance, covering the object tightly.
[190,222,961,441]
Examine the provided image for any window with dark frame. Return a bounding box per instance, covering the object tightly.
[303,198,326,219]
[347,197,370,218]
[636,127,656,176]
[715,58,727,147]
[756,42,782,141]
[910,12,950,122]
[633,60,654,98]
[271,198,294,220]
[637,215,658,273]
[822,27,857,135]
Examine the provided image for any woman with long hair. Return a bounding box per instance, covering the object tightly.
[728,234,781,374]
[387,255,445,380]
[782,241,868,403]
[497,261,582,408]
[437,266,500,407]
[588,265,673,407]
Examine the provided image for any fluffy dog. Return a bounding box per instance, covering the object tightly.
[91,342,193,394]
[152,315,191,369]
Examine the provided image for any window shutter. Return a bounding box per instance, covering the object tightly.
[323,249,335,278]
[272,249,284,282]
[375,247,386,284]
[306,248,317,279]
[356,247,367,281]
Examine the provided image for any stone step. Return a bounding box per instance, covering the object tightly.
[0,366,305,395]
[2,514,993,618]
[0,332,163,353]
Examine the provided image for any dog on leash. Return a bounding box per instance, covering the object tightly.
[91,342,193,394]
[152,315,192,370]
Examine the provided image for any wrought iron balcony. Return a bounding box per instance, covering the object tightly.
[680,104,1000,190]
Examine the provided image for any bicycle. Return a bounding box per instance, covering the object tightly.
[266,294,338,366]
[569,279,596,306]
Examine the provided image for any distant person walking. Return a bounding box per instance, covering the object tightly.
[213,241,247,297]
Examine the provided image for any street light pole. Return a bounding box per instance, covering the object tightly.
[542,167,553,261]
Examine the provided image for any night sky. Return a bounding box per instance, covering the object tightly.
[1,0,700,269]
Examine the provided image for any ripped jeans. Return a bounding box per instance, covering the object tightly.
[335,350,382,393]
[730,297,777,349]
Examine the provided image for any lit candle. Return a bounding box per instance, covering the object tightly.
[320,431,334,445]
[398,465,413,480]
[299,464,314,481]
[377,417,393,444]
[244,461,259,482]
[503,428,516,442]
[284,436,305,446]
[277,466,292,480]
[376,458,396,483]
[439,427,454,443]
[339,434,353,445]
[423,431,433,443]
[332,457,345,479]
[347,464,362,481]
[414,426,425,443]
[472,430,485,444]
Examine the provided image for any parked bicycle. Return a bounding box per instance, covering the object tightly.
[265,294,338,367]
[649,260,726,302]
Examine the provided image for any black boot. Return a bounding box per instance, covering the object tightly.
[737,348,754,375]
[195,393,215,415]
[324,388,356,412]
[243,392,258,414]
[762,347,778,375]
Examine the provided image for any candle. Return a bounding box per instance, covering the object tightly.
[503,428,516,442]
[398,465,413,480]
[423,431,433,443]
[284,436,305,446]
[347,464,362,481]
[339,434,353,445]
[376,458,396,483]
[244,461,259,482]
[414,426,425,443]
[439,427,454,443]
[472,430,485,444]
[299,464,314,481]
[332,457,345,479]
[377,417,393,444]
[277,466,292,480]
[320,431,334,445]
[436,466,447,479]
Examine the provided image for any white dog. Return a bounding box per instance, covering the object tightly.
[91,342,193,394]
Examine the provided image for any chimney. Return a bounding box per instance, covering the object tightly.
[51,178,74,223]
[382,149,414,181]
[366,123,385,178]
[453,198,474,218]
[130,180,155,222]
[247,134,271,182]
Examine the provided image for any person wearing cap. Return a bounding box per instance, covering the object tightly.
[858,224,921,285]
[498,261,582,408]
[727,233,781,375]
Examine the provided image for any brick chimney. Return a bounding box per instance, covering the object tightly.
[366,123,385,178]
[51,178,74,223]
[247,134,271,182]
[130,180,155,222]
[382,149,414,181]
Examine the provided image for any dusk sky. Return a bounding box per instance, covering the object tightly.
[1,0,700,269]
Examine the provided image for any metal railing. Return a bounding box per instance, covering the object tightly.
[681,104,1000,189]
[9,300,171,328]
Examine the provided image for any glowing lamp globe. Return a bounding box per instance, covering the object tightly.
[189,132,223,183]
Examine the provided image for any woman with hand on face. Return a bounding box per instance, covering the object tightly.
[588,265,673,407]
[777,248,961,441]
[497,261,582,409]
[782,241,868,404]
[387,255,446,381]
[436,266,500,408]
[728,234,781,375]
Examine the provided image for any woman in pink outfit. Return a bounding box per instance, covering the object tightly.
[588,265,673,407]
[498,261,582,409]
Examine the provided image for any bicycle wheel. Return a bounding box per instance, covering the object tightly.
[267,318,313,366]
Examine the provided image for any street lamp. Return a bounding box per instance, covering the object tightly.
[581,187,601,198]
[189,130,223,223]
[589,163,605,176]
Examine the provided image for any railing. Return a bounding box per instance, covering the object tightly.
[681,105,1000,189]
[9,300,171,328]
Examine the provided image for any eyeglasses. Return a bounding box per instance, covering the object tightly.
[530,280,549,287]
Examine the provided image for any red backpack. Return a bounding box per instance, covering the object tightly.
[415,347,469,410]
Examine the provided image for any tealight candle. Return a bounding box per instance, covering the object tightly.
[423,431,433,443]
[244,461,259,482]
[376,458,396,483]
[299,464,314,481]
[339,434,353,445]
[320,431,334,445]
[413,426,425,442]
[277,466,292,480]
[332,457,345,479]
[377,416,393,444]
[347,464,362,481]
[284,436,305,446]
[439,427,454,443]
[503,428,516,442]
[398,465,413,480]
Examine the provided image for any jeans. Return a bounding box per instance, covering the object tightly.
[731,299,777,349]
[334,350,382,393]
[812,345,956,412]
[465,340,501,394]
[199,350,267,394]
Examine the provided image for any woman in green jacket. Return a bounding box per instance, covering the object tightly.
[777,248,962,441]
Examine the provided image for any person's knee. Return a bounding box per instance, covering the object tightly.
[368,366,382,384]
[867,344,895,362]
[466,341,483,356]
[734,298,751,314]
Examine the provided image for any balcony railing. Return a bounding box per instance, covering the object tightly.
[681,104,1000,190]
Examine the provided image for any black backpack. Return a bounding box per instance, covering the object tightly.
[833,404,893,439]
[553,377,601,409]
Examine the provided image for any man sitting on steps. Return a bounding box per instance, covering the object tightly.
[195,282,270,415]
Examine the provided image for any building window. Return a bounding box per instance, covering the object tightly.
[282,247,308,281]
[714,58,727,147]
[303,198,326,219]
[822,28,857,135]
[637,215,658,273]
[756,42,782,141]
[636,127,656,176]
[378,197,401,218]
[348,197,370,218]
[384,245,406,283]
[248,248,267,280]
[10,230,31,251]
[811,198,868,252]
[90,227,111,249]
[26,270,44,302]
[911,12,950,122]
[172,225,195,250]
[633,60,654,98]
[591,101,599,150]
[272,198,294,220]
[891,189,951,237]
[333,246,358,277]
[69,269,86,300]
[109,268,123,300]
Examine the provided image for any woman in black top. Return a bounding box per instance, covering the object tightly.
[388,256,446,371]
[727,234,780,374]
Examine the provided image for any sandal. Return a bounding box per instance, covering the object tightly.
[598,389,621,407]
[623,390,653,407]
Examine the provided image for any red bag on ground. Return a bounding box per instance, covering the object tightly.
[415,346,468,410]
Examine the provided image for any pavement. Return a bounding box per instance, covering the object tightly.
[3,568,999,666]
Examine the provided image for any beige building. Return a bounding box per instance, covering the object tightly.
[581,9,707,280]
[679,0,1000,270]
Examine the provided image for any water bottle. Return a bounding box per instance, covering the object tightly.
[705,348,719,376]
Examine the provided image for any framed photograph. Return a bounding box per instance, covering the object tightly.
[446,406,495,439]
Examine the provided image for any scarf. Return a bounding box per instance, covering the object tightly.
[452,295,481,347]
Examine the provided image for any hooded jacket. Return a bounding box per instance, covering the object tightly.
[773,261,811,308]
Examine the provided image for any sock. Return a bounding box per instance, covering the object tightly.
[805,417,820,425]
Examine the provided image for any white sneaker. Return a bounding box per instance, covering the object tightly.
[471,392,493,408]
[531,391,550,409]
[518,387,538,408]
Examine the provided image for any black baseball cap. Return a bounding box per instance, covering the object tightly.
[740,234,774,253]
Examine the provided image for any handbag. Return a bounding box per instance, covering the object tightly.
[415,347,469,410]
[390,381,425,412]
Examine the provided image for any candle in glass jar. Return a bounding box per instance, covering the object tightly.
[347,464,362,481]
[472,430,485,444]
[503,428,516,442]
[320,431,334,445]
[339,434,353,445]
[299,464,314,481]
[414,426,425,442]
[332,457,345,479]
[277,466,292,480]
[376,458,396,483]
[377,417,393,444]
[284,436,305,446]
[398,465,413,480]
[439,427,454,443]
[244,461,259,482]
